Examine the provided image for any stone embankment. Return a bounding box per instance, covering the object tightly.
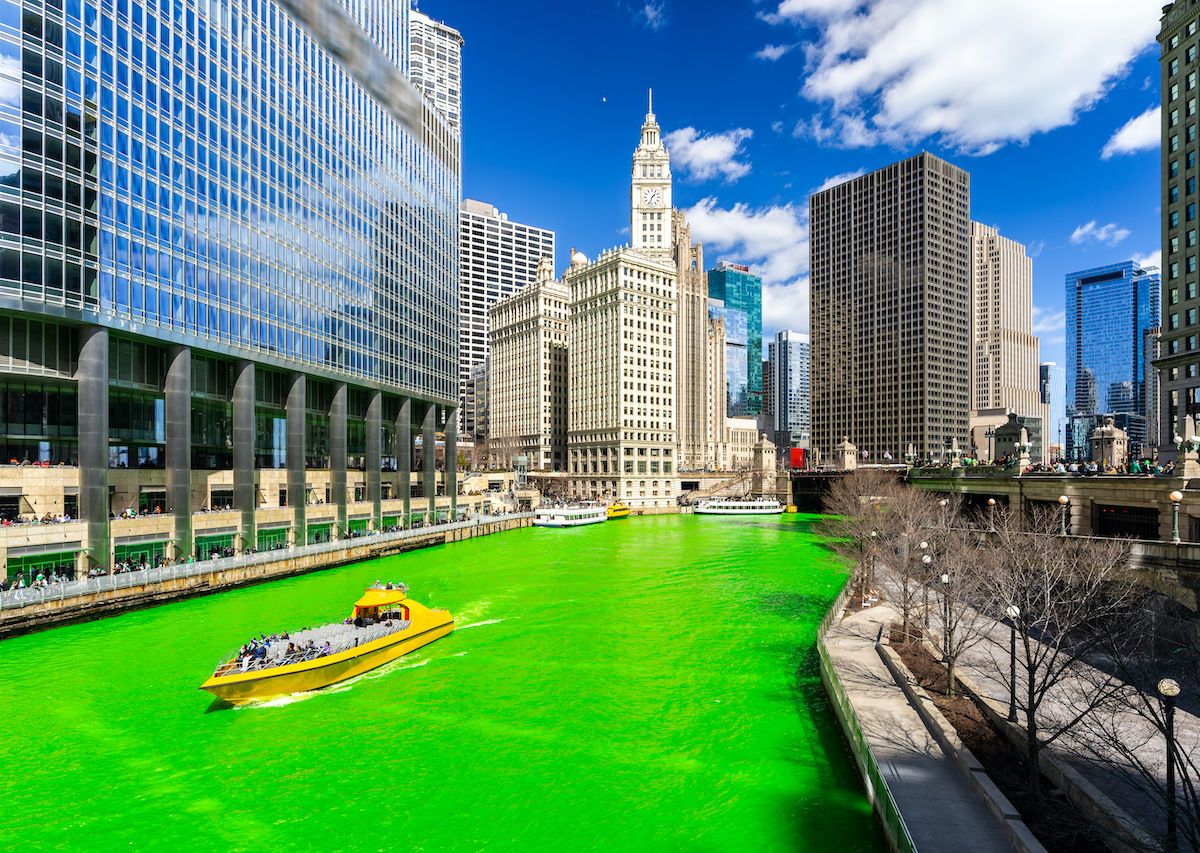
[0,515,531,639]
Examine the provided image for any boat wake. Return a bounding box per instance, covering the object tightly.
[457,618,506,630]
[234,657,434,710]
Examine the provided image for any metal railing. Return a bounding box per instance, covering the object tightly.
[0,513,532,612]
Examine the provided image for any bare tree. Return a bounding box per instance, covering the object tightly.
[926,526,994,697]
[1072,595,1200,851]
[823,469,899,601]
[876,483,944,642]
[976,505,1145,795]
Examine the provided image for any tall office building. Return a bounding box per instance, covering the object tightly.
[408,9,464,137]
[1161,4,1200,446]
[767,331,811,447]
[0,0,460,579]
[459,199,555,434]
[968,222,1049,460]
[565,246,678,508]
[1064,261,1161,458]
[1039,362,1067,457]
[488,259,568,472]
[707,262,763,415]
[707,298,749,416]
[810,153,971,462]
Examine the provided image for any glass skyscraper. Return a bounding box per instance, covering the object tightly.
[707,260,761,416]
[707,298,748,416]
[767,330,810,447]
[1039,361,1066,456]
[0,0,460,577]
[1064,261,1160,458]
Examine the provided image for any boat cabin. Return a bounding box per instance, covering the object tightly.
[352,587,410,625]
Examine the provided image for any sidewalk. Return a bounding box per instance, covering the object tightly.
[939,606,1195,847]
[825,602,1016,853]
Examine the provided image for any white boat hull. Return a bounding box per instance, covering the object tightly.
[533,507,608,528]
[695,501,784,516]
[533,516,608,528]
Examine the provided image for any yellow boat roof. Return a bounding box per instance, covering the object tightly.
[354,588,408,608]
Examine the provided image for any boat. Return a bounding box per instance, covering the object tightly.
[199,584,454,704]
[606,501,632,519]
[533,504,608,527]
[695,498,785,515]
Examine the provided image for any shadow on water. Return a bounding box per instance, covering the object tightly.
[759,591,827,622]
[204,698,234,714]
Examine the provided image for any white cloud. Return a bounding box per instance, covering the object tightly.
[767,0,1157,153]
[1101,106,1160,159]
[811,169,865,194]
[1070,220,1130,246]
[771,119,785,133]
[1132,249,1163,270]
[755,43,795,61]
[1032,305,1065,346]
[684,197,810,332]
[639,1,667,30]
[1028,239,1046,258]
[664,127,754,182]
[1032,306,1065,336]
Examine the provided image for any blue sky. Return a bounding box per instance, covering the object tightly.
[418,0,1164,368]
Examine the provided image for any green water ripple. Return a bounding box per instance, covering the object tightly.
[0,513,884,852]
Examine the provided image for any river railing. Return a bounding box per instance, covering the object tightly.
[1,513,533,611]
[817,579,917,853]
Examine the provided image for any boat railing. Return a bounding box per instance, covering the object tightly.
[213,618,413,677]
[0,513,533,612]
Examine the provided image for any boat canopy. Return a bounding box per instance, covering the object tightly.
[353,588,409,611]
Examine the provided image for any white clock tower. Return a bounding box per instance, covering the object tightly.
[631,89,672,256]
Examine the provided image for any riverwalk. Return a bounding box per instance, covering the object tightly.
[0,513,532,638]
[823,601,1017,853]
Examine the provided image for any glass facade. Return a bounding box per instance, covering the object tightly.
[0,0,457,400]
[707,262,762,416]
[768,330,810,445]
[1065,262,1159,415]
[707,299,749,415]
[1065,262,1160,459]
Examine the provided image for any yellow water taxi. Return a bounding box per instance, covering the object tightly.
[199,584,454,704]
[606,501,631,519]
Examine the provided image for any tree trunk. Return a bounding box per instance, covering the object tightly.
[1026,674,1041,797]
[947,658,956,698]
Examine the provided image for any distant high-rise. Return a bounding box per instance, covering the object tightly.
[1159,3,1200,444]
[1064,261,1161,458]
[459,199,555,432]
[768,331,811,447]
[488,260,569,472]
[408,9,464,136]
[810,153,971,462]
[707,262,763,416]
[1039,362,1067,456]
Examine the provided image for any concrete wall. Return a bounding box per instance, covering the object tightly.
[0,516,532,638]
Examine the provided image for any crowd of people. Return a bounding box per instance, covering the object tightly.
[1021,458,1176,476]
[234,633,333,671]
[0,513,74,526]
[2,569,72,591]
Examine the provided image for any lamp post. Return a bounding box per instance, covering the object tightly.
[986,427,996,463]
[938,498,948,530]
[987,497,997,533]
[1006,605,1020,723]
[1058,494,1070,536]
[940,571,951,662]
[868,529,877,596]
[921,550,932,629]
[1159,677,1182,853]
[1170,490,1184,545]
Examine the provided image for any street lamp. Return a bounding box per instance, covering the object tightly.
[869,529,878,595]
[1058,494,1070,536]
[1006,605,1021,722]
[1170,490,1184,546]
[921,552,933,628]
[938,498,948,529]
[940,571,951,662]
[1159,677,1182,853]
[987,497,997,533]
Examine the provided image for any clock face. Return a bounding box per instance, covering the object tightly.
[642,187,662,206]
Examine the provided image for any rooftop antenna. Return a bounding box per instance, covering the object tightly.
[648,88,653,114]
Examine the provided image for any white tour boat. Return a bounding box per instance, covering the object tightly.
[533,504,608,528]
[695,498,785,516]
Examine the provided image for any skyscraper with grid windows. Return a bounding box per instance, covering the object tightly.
[0,0,461,579]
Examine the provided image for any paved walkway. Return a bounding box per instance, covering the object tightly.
[825,603,1016,853]
[932,605,1198,848]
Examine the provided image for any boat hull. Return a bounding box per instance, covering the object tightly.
[606,506,631,519]
[695,507,784,515]
[200,615,454,704]
[532,517,606,527]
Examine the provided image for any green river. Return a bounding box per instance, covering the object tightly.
[0,514,884,852]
